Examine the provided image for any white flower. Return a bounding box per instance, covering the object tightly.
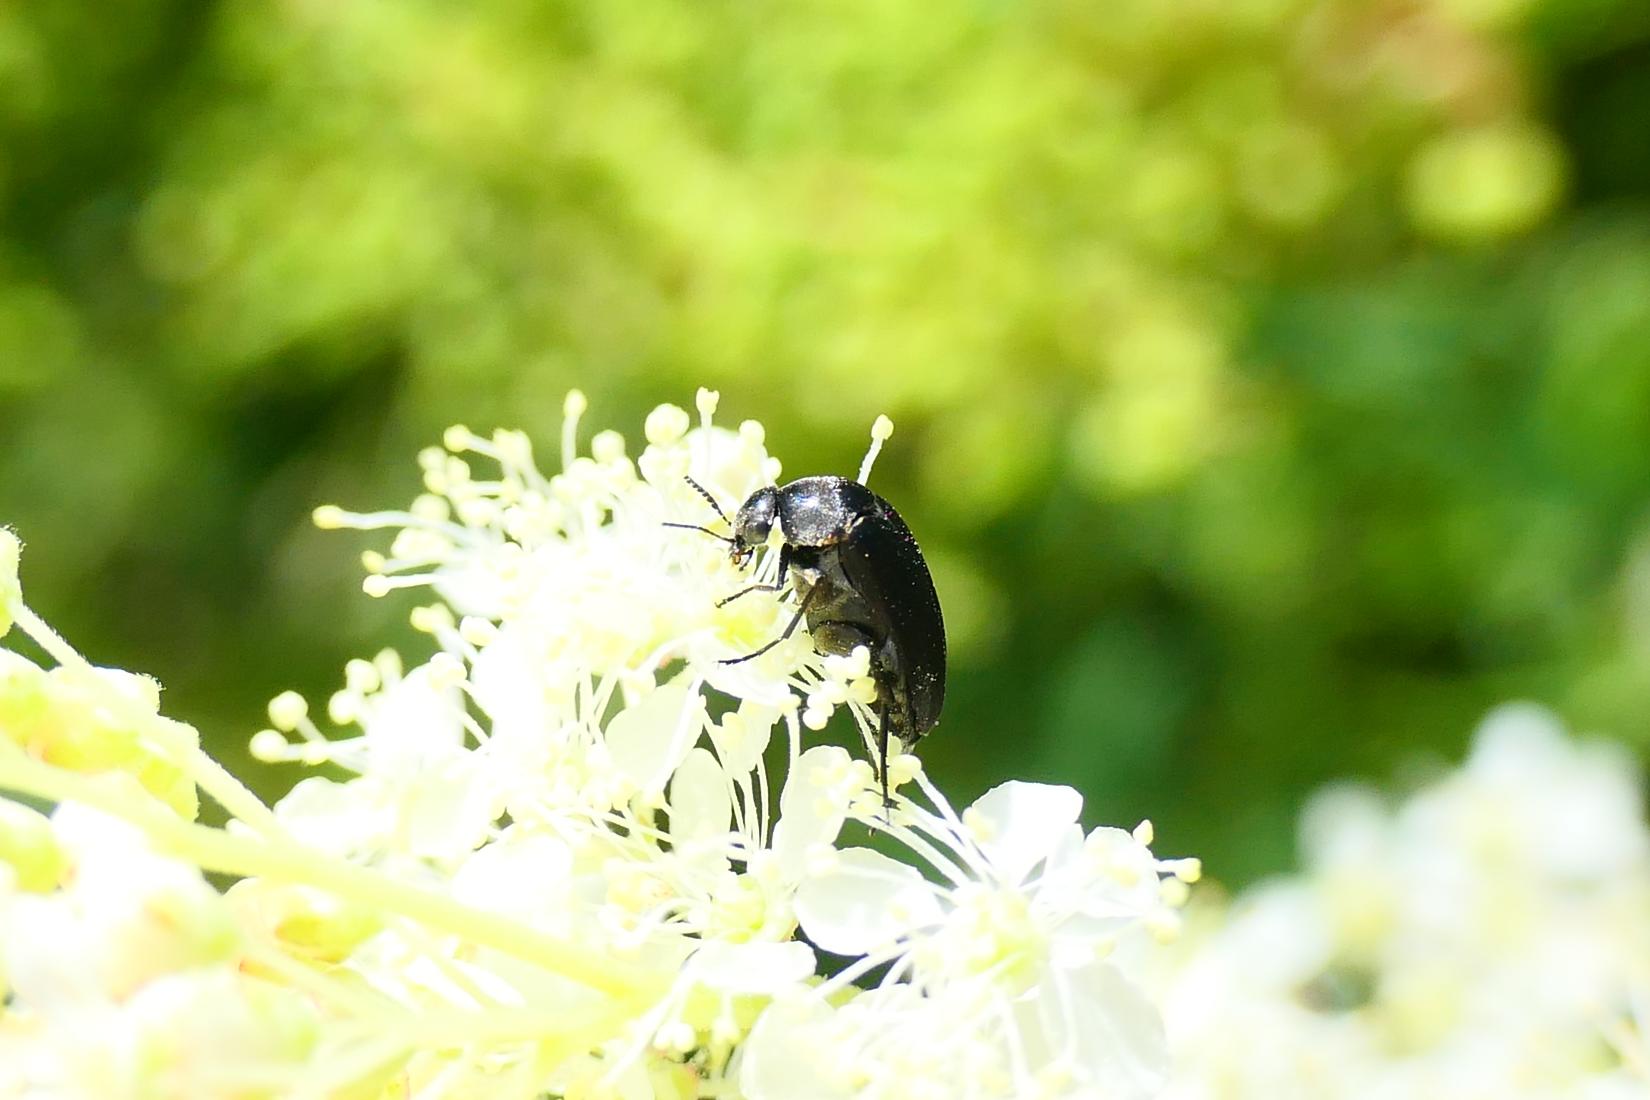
[741,984,1010,1100]
[742,772,1197,1100]
[0,804,316,1100]
[265,654,492,864]
[6,804,238,1009]
[0,390,1193,1099]
[1165,703,1650,1100]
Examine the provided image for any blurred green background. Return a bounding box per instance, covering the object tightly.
[4,0,1650,885]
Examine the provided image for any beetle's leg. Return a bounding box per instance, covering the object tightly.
[716,582,785,608]
[716,546,791,608]
[796,620,894,810]
[719,582,817,665]
[876,698,892,810]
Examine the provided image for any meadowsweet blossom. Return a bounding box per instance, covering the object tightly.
[0,392,1193,1099]
[745,776,1200,1100]
[1164,704,1650,1100]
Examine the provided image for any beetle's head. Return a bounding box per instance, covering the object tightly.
[730,487,779,567]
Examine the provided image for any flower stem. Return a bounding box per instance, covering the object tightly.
[0,748,661,1003]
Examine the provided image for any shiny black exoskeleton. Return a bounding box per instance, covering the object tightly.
[670,475,946,801]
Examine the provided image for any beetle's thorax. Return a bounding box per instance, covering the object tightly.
[774,476,874,547]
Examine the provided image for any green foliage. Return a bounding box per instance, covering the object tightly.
[2,0,1649,883]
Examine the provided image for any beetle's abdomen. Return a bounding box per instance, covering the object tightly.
[827,502,946,739]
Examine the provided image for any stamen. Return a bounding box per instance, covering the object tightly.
[644,403,692,446]
[443,424,479,453]
[267,690,310,733]
[363,572,437,597]
[561,389,588,471]
[248,728,291,762]
[857,414,895,484]
[696,387,720,429]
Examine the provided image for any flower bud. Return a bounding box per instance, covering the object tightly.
[225,880,381,963]
[0,798,67,892]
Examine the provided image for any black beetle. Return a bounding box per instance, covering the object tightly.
[668,474,946,803]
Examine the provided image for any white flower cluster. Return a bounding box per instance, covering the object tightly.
[0,394,1195,1100]
[1164,704,1650,1100]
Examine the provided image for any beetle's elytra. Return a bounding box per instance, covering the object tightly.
[668,474,947,802]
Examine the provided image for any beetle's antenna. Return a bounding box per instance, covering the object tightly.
[856,415,894,485]
[662,521,734,544]
[682,475,730,524]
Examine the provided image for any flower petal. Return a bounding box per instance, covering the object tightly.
[689,940,815,995]
[395,751,500,864]
[363,662,465,774]
[604,676,696,795]
[771,745,854,877]
[1015,963,1167,1100]
[968,780,1084,885]
[708,700,781,778]
[450,831,574,931]
[701,653,799,709]
[273,776,388,857]
[670,747,731,846]
[739,996,857,1100]
[467,627,550,742]
[795,847,944,955]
